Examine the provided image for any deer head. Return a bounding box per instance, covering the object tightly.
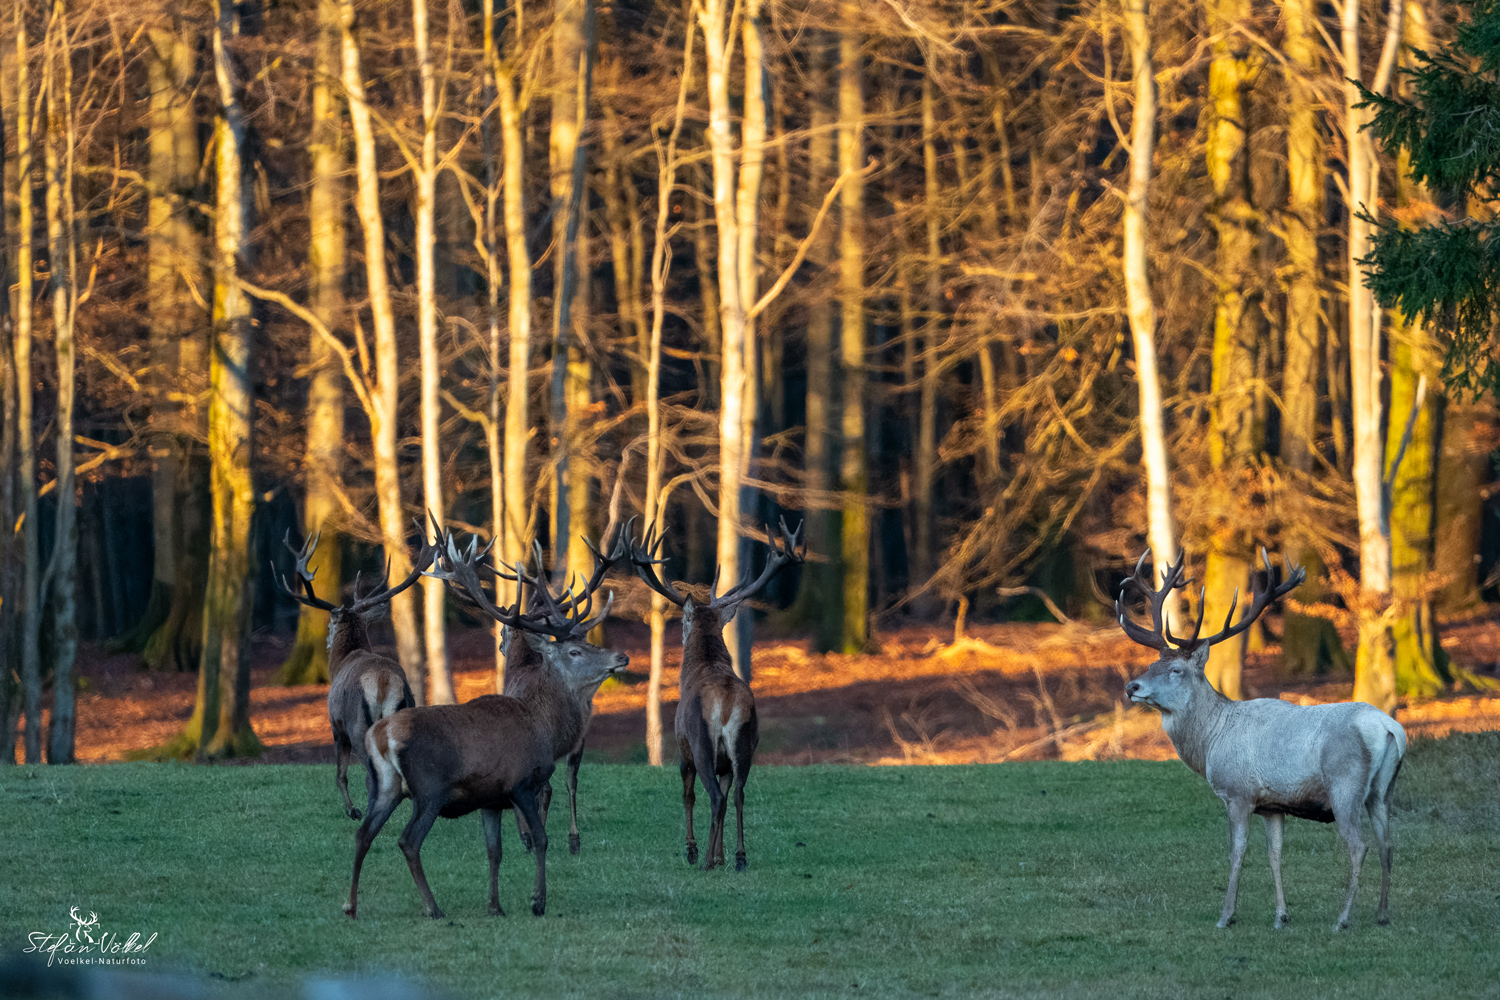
[274,518,438,648]
[426,529,629,683]
[1118,548,1304,712]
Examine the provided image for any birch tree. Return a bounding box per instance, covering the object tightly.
[340,0,424,703]
[1121,0,1180,628]
[414,0,453,705]
[1346,0,1405,713]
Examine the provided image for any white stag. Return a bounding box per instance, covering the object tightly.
[1118,550,1406,931]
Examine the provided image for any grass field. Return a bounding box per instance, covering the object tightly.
[2,734,1498,999]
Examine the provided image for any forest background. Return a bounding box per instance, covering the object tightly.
[1,0,1495,766]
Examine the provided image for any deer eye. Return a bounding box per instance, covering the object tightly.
[1169,666,1182,676]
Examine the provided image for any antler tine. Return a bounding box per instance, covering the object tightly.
[709,518,807,609]
[626,521,690,606]
[347,519,441,616]
[429,529,575,639]
[1115,548,1174,651]
[275,530,338,612]
[1186,547,1308,650]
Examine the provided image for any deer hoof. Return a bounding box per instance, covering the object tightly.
[735,854,747,872]
[1215,916,1235,929]
[488,902,505,917]
[1273,915,1288,929]
[521,833,534,853]
[569,833,581,856]
[1376,912,1390,926]
[346,807,363,820]
[531,897,546,917]
[686,845,698,865]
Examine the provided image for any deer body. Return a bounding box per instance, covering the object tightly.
[275,530,431,820]
[676,601,760,870]
[629,519,801,872]
[349,631,625,919]
[326,619,414,820]
[502,627,591,854]
[1119,550,1406,931]
[343,529,627,920]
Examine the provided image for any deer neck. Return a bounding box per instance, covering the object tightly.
[327,613,372,673]
[679,620,734,693]
[1160,681,1230,777]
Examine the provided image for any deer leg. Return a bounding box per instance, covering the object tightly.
[680,752,698,866]
[1217,800,1251,929]
[1264,813,1287,928]
[1369,789,1394,926]
[709,772,731,870]
[481,808,505,916]
[733,774,748,873]
[397,799,446,919]
[512,788,549,916]
[346,778,404,919]
[515,806,532,852]
[566,747,584,855]
[1333,794,1367,931]
[335,734,360,820]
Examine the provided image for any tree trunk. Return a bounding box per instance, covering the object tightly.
[732,0,767,673]
[643,18,694,764]
[549,0,595,588]
[1347,0,1405,713]
[908,67,941,620]
[481,0,505,687]
[1434,403,1488,615]
[414,0,453,705]
[1201,0,1260,700]
[0,26,18,764]
[837,7,869,654]
[194,0,261,759]
[138,23,207,674]
[1275,0,1348,675]
[277,0,344,687]
[43,1,79,763]
[1122,0,1181,630]
[13,2,42,764]
[1387,0,1447,699]
[117,26,199,654]
[340,0,424,703]
[699,0,750,678]
[497,50,532,617]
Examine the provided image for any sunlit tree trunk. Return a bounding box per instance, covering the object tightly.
[1434,403,1488,615]
[13,3,42,764]
[732,0,767,671]
[414,0,453,705]
[642,21,694,764]
[1347,0,1405,713]
[42,1,78,764]
[1386,0,1446,699]
[837,6,869,653]
[549,0,595,587]
[909,68,940,619]
[1122,0,1181,630]
[481,0,506,686]
[278,0,345,686]
[340,0,424,703]
[194,0,261,759]
[497,39,532,620]
[1201,0,1259,699]
[699,0,749,678]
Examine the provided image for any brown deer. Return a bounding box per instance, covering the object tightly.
[346,532,627,919]
[495,532,627,856]
[275,529,435,820]
[628,518,804,871]
[1118,549,1407,930]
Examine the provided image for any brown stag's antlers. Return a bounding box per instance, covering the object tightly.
[275,518,438,616]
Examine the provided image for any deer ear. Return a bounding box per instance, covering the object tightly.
[1187,644,1210,672]
[522,630,551,653]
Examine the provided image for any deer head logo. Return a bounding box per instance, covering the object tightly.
[69,907,99,945]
